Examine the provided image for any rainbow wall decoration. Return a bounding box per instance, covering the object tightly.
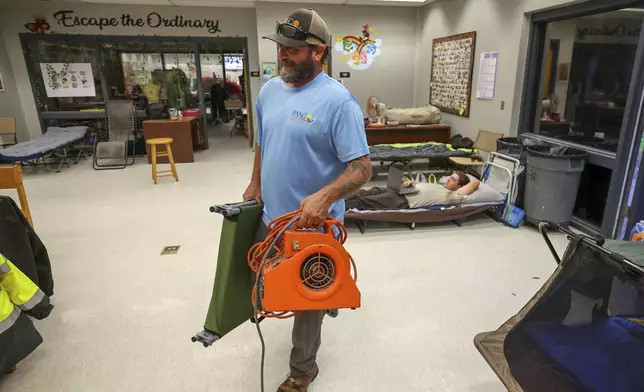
[334,25,382,71]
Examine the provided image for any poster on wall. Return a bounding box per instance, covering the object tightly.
[39,63,96,98]
[262,62,277,82]
[334,24,382,71]
[476,51,499,100]
[429,31,477,117]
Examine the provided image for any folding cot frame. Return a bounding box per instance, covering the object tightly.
[346,152,521,233]
[2,132,89,173]
[372,148,470,179]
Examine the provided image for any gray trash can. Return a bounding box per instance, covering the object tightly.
[524,146,587,225]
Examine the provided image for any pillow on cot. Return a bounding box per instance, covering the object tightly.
[463,183,505,204]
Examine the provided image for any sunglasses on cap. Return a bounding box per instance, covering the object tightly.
[275,22,324,44]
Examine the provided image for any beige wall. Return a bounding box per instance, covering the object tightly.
[0,2,261,140]
[414,0,579,140]
[255,2,419,115]
[0,29,27,142]
[1,0,592,144]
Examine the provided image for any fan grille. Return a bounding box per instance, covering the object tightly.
[300,253,336,290]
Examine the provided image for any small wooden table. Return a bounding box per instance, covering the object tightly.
[365,124,451,145]
[143,117,203,163]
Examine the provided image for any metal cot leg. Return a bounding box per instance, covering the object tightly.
[354,219,367,234]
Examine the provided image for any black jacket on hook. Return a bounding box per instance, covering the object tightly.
[0,196,54,297]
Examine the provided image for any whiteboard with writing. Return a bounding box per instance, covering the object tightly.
[40,63,96,98]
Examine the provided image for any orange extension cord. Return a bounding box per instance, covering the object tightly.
[247,210,357,320]
[248,210,357,392]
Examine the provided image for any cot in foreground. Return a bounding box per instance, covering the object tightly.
[475,222,644,392]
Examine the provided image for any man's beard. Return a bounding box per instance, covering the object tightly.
[280,58,316,84]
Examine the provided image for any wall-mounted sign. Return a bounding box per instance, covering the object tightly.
[334,24,383,71]
[476,51,499,100]
[339,72,351,78]
[577,22,641,42]
[250,71,260,77]
[53,10,221,34]
[39,63,96,98]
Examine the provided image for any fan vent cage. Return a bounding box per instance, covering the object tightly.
[299,253,336,290]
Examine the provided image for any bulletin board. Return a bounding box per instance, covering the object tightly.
[429,31,477,117]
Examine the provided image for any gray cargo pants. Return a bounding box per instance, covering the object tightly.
[254,222,325,378]
[345,187,409,210]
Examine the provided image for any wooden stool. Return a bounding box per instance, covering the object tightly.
[146,138,179,184]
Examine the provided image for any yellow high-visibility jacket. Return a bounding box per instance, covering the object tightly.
[0,252,51,336]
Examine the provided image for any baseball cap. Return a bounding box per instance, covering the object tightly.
[263,8,330,48]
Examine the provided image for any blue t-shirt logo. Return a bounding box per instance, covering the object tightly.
[291,110,315,124]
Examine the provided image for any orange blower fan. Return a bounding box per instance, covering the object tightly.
[248,211,360,318]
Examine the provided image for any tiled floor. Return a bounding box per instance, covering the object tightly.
[0,125,569,392]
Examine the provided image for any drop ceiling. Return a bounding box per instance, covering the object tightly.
[41,0,435,8]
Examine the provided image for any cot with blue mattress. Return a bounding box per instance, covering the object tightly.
[0,126,88,172]
[520,318,644,392]
[475,224,644,392]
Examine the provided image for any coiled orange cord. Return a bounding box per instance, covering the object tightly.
[248,210,356,320]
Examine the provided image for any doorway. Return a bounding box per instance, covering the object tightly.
[518,0,644,238]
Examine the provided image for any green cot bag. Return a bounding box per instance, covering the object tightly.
[192,200,263,347]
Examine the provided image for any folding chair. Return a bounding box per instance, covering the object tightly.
[93,100,136,170]
[0,165,33,227]
[0,118,18,148]
[225,99,245,137]
[449,130,503,176]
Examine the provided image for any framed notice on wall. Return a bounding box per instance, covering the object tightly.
[39,63,96,98]
[429,31,477,117]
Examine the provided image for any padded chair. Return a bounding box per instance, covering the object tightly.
[449,130,503,173]
[0,117,18,148]
[0,165,33,228]
[93,100,136,170]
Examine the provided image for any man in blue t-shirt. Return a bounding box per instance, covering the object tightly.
[243,8,371,392]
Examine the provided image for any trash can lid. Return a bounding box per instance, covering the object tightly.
[498,137,521,144]
[526,145,588,159]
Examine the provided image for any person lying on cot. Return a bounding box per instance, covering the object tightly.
[345,171,480,210]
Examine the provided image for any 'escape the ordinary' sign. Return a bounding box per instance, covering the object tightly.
[53,10,221,34]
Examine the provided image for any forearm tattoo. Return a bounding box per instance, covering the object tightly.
[340,157,371,197]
